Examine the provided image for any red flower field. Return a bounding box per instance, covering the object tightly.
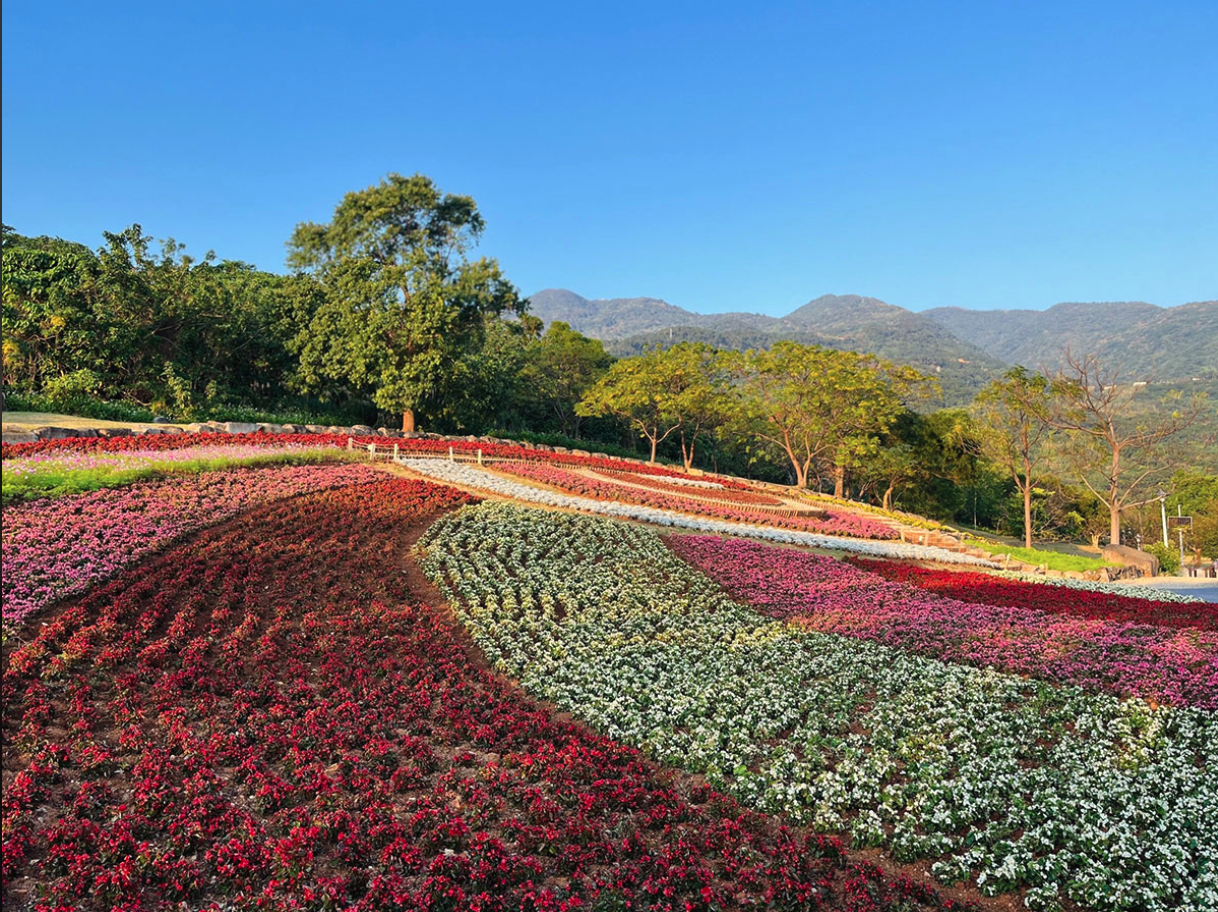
[848,558,1218,631]
[2,478,970,911]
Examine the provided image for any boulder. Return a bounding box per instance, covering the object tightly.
[282,424,305,434]
[152,415,172,424]
[376,427,392,436]
[183,423,216,434]
[2,431,38,444]
[552,447,570,455]
[1101,543,1159,577]
[161,426,186,435]
[571,449,591,457]
[97,428,132,438]
[305,425,330,434]
[223,422,258,435]
[34,426,95,440]
[350,425,374,436]
[592,452,609,460]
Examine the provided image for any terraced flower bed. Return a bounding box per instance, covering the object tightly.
[1,479,971,912]
[2,463,383,626]
[403,457,996,565]
[670,536,1217,707]
[850,559,1218,629]
[498,462,897,539]
[418,504,1216,912]
[587,468,786,505]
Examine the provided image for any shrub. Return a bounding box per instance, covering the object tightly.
[1145,542,1181,575]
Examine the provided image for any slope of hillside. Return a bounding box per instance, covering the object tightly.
[923,300,1218,379]
[527,289,704,338]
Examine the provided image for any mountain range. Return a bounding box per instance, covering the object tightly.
[527,289,1217,406]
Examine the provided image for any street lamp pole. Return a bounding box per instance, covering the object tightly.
[1159,489,1169,548]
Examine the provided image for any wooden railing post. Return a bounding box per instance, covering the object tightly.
[347,437,353,452]
[393,443,399,460]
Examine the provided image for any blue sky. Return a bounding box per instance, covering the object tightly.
[3,1,1215,315]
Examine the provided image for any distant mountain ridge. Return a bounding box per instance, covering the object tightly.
[527,289,1217,407]
[922,300,1218,379]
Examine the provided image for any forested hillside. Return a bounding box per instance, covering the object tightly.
[922,300,1217,380]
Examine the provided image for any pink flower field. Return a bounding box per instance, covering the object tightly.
[668,534,1218,708]
[1,463,383,625]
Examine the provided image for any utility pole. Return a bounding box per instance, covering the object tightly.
[1159,489,1169,548]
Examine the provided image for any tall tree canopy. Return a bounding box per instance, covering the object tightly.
[287,173,526,431]
[520,321,613,438]
[577,343,730,464]
[1050,350,1210,545]
[974,366,1056,549]
[733,341,934,492]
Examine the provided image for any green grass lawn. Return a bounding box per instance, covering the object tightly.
[963,538,1116,571]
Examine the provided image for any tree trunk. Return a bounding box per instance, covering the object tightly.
[833,465,846,499]
[1110,505,1121,546]
[649,435,658,464]
[401,410,416,433]
[882,484,894,511]
[1023,484,1034,550]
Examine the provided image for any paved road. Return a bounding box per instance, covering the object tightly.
[1116,576,1218,603]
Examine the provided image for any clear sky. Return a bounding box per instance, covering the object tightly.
[3,1,1215,315]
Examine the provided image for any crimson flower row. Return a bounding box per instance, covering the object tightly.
[2,432,754,488]
[849,558,1218,630]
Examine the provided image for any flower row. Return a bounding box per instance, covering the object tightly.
[994,570,1207,604]
[849,558,1217,630]
[2,479,965,912]
[3,432,740,486]
[587,468,785,505]
[2,463,384,625]
[670,536,1217,706]
[498,463,897,539]
[417,503,1216,912]
[403,457,995,565]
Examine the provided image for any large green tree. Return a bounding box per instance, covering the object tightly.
[287,173,525,431]
[734,341,933,492]
[520,321,613,438]
[577,343,730,465]
[973,366,1056,549]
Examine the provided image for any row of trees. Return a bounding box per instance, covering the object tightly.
[975,355,1207,547]
[5,171,1214,551]
[575,341,1209,548]
[577,341,932,491]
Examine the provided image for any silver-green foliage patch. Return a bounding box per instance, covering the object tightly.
[417,503,1217,912]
